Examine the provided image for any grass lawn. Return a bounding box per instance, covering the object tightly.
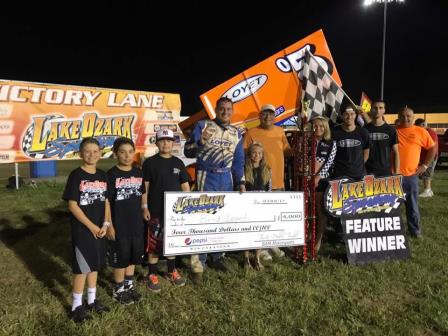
[1,162,448,335]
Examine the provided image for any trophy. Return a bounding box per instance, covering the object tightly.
[301,100,310,121]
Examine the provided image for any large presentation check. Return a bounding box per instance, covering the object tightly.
[163,191,305,256]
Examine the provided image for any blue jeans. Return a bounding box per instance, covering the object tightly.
[198,252,222,267]
[194,169,230,271]
[402,175,421,235]
[196,169,233,191]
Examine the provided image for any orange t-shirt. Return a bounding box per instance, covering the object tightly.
[397,125,435,176]
[243,126,291,189]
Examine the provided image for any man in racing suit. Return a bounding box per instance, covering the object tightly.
[184,97,245,284]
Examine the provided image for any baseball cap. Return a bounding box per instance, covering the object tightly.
[260,104,276,113]
[342,105,355,113]
[156,129,175,141]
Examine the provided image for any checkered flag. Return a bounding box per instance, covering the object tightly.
[301,50,344,122]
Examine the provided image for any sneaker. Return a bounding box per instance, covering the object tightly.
[147,274,162,293]
[212,257,229,272]
[167,269,186,287]
[71,305,92,323]
[419,189,433,198]
[410,231,423,239]
[87,299,110,314]
[113,286,134,305]
[191,272,203,285]
[124,282,141,302]
[270,247,285,258]
[259,249,273,262]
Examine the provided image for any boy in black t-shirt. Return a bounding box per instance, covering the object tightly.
[331,106,370,180]
[365,100,399,176]
[62,137,110,323]
[106,137,145,304]
[330,107,370,242]
[142,129,190,292]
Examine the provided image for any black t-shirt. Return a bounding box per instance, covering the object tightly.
[107,166,145,238]
[365,122,398,176]
[331,126,370,180]
[142,154,189,219]
[63,167,108,236]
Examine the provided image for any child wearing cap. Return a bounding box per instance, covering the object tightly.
[141,129,190,291]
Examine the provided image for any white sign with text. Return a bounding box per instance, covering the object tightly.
[164,191,305,256]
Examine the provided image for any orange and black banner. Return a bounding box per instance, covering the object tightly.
[0,80,181,163]
[200,29,341,130]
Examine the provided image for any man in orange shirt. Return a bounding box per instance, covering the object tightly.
[397,107,436,238]
[243,104,291,191]
[243,104,291,259]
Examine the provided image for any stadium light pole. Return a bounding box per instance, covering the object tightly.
[364,0,404,100]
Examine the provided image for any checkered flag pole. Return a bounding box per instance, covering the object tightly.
[301,49,356,122]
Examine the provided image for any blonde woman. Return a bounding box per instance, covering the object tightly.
[244,143,272,270]
[311,116,336,253]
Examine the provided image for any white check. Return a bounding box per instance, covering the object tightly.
[163,191,305,256]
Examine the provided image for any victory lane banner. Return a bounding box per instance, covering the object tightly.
[163,191,305,256]
[324,175,410,264]
[0,80,181,163]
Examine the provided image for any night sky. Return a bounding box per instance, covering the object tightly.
[2,0,447,115]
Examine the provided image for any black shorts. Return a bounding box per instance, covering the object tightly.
[108,237,144,268]
[71,225,106,274]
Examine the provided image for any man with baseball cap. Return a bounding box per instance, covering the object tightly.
[243,104,291,191]
[243,103,291,260]
[331,105,370,181]
[328,105,370,243]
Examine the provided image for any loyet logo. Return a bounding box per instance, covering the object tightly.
[222,74,268,103]
[275,44,334,78]
[185,238,192,245]
[209,138,232,147]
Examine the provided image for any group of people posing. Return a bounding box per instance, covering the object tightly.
[63,96,436,323]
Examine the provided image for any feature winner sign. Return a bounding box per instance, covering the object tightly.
[163,192,305,256]
[325,175,410,264]
[0,80,181,163]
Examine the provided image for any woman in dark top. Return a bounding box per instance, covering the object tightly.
[244,143,272,270]
[245,143,272,192]
[311,116,336,253]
